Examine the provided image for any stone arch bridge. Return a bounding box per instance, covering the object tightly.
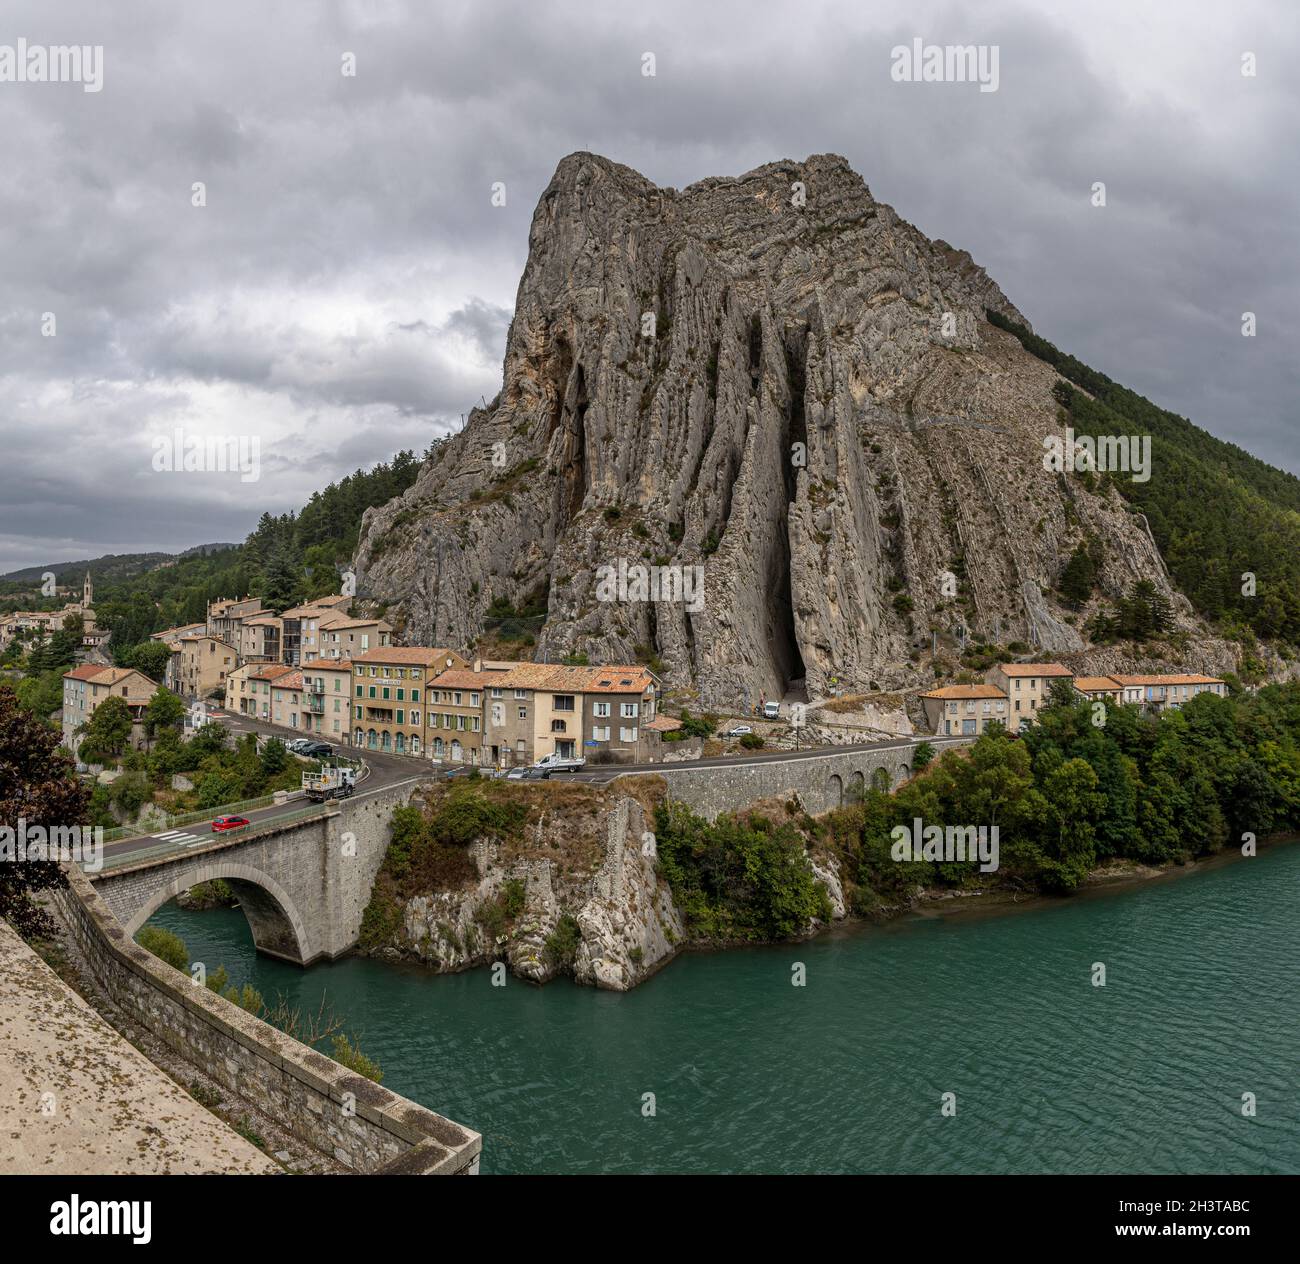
[90,780,419,966]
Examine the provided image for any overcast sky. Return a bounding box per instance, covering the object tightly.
[1,0,1294,575]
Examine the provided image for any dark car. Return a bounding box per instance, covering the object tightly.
[299,741,333,757]
[212,815,250,832]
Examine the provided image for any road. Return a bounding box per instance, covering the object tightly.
[99,710,425,866]
[99,709,962,864]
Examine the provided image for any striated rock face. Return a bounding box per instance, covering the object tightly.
[355,152,1190,708]
[380,793,685,991]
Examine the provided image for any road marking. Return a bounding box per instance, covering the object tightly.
[152,830,204,847]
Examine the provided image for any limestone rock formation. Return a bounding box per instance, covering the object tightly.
[355,152,1190,707]
[383,792,684,992]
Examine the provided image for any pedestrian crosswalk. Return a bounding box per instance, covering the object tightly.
[152,829,205,848]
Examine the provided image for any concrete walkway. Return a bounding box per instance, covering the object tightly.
[0,919,278,1174]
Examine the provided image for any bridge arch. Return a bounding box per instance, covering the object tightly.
[124,861,316,965]
[827,773,843,809]
[896,764,912,788]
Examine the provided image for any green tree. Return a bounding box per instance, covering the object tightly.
[144,688,186,744]
[1059,544,1096,607]
[0,685,90,938]
[118,640,173,680]
[78,694,134,763]
[136,925,189,971]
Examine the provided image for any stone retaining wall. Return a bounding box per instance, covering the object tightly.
[56,864,481,1174]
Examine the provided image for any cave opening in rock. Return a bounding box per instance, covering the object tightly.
[768,326,809,694]
[557,361,588,525]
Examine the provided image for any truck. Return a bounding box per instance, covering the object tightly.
[302,765,358,802]
[533,752,587,776]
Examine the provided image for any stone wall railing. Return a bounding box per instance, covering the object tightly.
[55,864,481,1174]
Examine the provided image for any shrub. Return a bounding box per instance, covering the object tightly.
[136,925,188,972]
[544,913,582,969]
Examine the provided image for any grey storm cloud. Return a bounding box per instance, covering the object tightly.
[0,0,1295,574]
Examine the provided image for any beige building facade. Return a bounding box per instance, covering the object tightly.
[175,635,236,701]
[920,684,1010,736]
[351,646,468,755]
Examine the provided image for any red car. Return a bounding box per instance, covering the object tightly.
[211,815,250,832]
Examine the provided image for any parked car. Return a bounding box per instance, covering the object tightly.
[722,724,753,737]
[298,741,333,757]
[285,738,312,752]
[505,766,533,780]
[211,815,250,832]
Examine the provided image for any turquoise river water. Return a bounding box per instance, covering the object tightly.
[148,841,1300,1174]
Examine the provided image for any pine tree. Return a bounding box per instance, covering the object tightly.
[1059,545,1096,607]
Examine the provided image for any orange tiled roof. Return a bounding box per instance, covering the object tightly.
[249,663,295,682]
[921,684,1007,700]
[490,663,561,689]
[645,715,682,732]
[429,669,491,690]
[1109,673,1225,687]
[63,664,110,682]
[352,646,466,667]
[493,663,655,693]
[1074,676,1122,691]
[997,663,1073,678]
[583,666,656,693]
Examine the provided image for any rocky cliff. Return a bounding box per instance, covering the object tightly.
[366,782,686,991]
[355,152,1193,708]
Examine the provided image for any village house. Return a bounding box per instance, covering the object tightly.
[579,666,658,763]
[206,596,266,648]
[174,634,236,702]
[483,663,559,767]
[426,667,488,764]
[482,663,660,766]
[990,663,1075,730]
[1108,673,1227,713]
[61,664,158,754]
[270,669,307,730]
[279,596,359,664]
[229,662,295,720]
[301,659,353,742]
[150,621,205,644]
[920,683,1010,736]
[351,646,469,755]
[315,614,392,661]
[238,615,282,664]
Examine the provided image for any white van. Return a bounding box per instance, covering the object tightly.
[762,701,781,720]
